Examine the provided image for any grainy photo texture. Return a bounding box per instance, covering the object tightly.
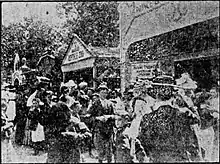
[1,1,219,163]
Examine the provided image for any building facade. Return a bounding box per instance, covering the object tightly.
[119,1,219,92]
[61,34,120,89]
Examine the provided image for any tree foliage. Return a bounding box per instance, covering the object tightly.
[1,17,68,81]
[57,1,120,47]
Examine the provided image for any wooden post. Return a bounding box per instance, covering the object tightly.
[93,65,97,89]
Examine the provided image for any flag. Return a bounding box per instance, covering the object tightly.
[14,53,20,71]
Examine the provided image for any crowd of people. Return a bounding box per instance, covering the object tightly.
[1,71,219,163]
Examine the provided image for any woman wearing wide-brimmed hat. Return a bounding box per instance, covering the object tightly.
[122,79,155,162]
[124,79,155,139]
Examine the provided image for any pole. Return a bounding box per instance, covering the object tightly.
[93,65,97,89]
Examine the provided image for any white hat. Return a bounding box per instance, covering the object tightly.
[65,80,77,88]
[175,73,197,90]
[79,81,88,89]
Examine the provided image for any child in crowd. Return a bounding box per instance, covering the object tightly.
[28,98,45,155]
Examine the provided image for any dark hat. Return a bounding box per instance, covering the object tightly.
[152,75,175,85]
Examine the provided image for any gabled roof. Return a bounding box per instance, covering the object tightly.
[62,34,95,66]
[37,54,55,66]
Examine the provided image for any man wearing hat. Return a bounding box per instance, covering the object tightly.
[87,82,116,163]
[64,80,77,97]
[78,80,88,93]
[137,74,201,162]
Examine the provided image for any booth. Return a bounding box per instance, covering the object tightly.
[61,34,120,89]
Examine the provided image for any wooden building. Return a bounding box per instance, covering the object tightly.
[61,34,120,89]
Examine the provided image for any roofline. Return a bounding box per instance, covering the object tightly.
[37,54,55,66]
[61,56,95,66]
[62,33,96,65]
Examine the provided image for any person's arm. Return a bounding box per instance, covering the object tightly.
[62,121,92,141]
[26,90,38,107]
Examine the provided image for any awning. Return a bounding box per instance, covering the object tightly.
[61,58,95,73]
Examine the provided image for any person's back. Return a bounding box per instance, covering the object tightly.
[46,95,91,163]
[139,104,200,162]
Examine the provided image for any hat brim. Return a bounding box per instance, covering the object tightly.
[92,93,100,97]
[98,87,108,91]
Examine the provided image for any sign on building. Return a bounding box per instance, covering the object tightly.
[131,61,157,81]
[62,34,93,65]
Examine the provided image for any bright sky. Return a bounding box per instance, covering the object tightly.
[2,2,66,27]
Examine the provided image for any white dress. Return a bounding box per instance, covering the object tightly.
[32,123,45,142]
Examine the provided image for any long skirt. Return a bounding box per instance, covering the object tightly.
[22,119,32,146]
[94,132,113,162]
[15,118,26,145]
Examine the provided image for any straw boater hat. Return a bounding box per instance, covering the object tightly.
[152,75,175,85]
